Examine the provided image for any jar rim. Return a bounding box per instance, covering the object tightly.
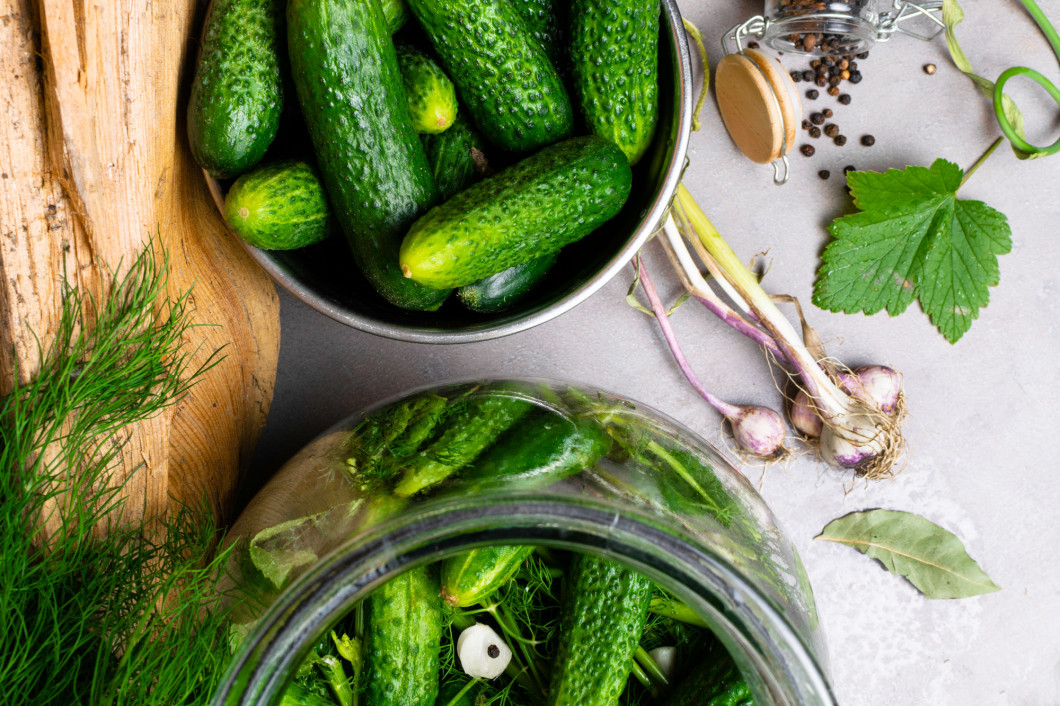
[214,491,836,706]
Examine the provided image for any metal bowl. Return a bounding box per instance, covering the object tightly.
[206,0,692,343]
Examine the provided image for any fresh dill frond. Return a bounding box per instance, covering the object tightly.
[0,242,233,705]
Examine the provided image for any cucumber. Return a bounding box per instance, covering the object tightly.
[364,565,443,706]
[406,0,573,152]
[397,45,458,135]
[223,160,331,250]
[440,545,534,607]
[278,680,339,706]
[423,115,491,201]
[287,0,450,311]
[381,0,409,32]
[570,0,660,165]
[546,555,653,706]
[400,136,632,289]
[393,394,535,497]
[347,393,449,489]
[667,651,754,706]
[458,407,611,491]
[187,0,285,178]
[457,253,557,313]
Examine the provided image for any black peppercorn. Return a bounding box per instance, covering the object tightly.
[848,71,863,84]
[791,70,802,83]
[809,126,821,138]
[829,76,842,87]
[815,76,828,87]
[827,86,841,96]
[822,108,833,118]
[844,164,856,174]
[806,89,820,99]
[861,134,876,146]
[838,93,852,105]
[748,41,760,49]
[834,135,848,146]
[856,51,869,59]
[802,70,815,81]
[810,112,825,125]
[800,144,816,157]
[811,59,822,69]
[802,119,812,130]
[824,124,839,138]
[488,644,501,658]
[818,169,831,180]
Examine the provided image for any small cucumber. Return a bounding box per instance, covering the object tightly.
[364,565,443,706]
[667,650,754,706]
[570,0,660,165]
[458,407,611,491]
[457,253,557,313]
[393,394,535,497]
[381,0,409,32]
[440,545,535,607]
[278,680,339,706]
[423,115,491,201]
[400,136,632,289]
[287,0,450,311]
[347,393,449,489]
[397,45,458,135]
[406,0,573,152]
[223,160,331,250]
[546,555,653,706]
[187,0,285,178]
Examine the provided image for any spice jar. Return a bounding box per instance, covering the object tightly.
[211,379,835,706]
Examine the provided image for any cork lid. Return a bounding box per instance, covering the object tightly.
[716,49,802,165]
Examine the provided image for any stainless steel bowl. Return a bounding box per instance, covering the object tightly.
[207,0,692,343]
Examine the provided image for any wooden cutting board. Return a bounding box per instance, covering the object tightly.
[0,0,281,527]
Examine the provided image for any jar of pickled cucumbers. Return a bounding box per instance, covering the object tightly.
[212,380,835,706]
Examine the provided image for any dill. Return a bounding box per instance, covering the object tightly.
[0,242,233,705]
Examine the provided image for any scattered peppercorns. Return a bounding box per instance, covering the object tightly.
[806,89,820,99]
[861,134,876,146]
[822,108,834,118]
[800,144,816,157]
[838,93,852,105]
[809,126,822,138]
[924,63,937,75]
[827,86,841,96]
[818,169,831,180]
[824,124,840,138]
[844,164,856,174]
[834,135,848,146]
[802,119,812,130]
[848,71,863,84]
[802,70,815,81]
[810,112,825,125]
[791,70,802,82]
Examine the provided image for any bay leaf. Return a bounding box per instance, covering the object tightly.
[816,509,1000,599]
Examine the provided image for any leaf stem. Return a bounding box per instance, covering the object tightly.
[633,646,670,688]
[960,136,1004,188]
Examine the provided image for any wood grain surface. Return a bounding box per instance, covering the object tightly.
[0,0,281,527]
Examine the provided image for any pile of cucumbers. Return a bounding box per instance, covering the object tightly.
[282,551,753,706]
[188,0,662,314]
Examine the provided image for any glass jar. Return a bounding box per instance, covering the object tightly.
[212,379,835,706]
[761,0,880,56]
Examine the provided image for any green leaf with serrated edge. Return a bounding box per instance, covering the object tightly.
[813,159,1011,343]
[942,0,1040,160]
[816,509,1000,599]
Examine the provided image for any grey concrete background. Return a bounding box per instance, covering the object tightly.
[247,2,1060,703]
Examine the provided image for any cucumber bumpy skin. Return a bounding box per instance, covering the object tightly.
[546,554,653,706]
[397,45,459,135]
[570,0,660,166]
[187,0,285,179]
[457,253,557,313]
[287,0,450,311]
[223,160,331,250]
[400,136,632,290]
[509,0,566,72]
[363,565,443,706]
[667,651,755,706]
[406,0,573,152]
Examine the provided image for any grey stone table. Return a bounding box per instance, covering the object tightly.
[248,2,1060,703]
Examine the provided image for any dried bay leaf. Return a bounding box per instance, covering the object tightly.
[816,509,1000,599]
